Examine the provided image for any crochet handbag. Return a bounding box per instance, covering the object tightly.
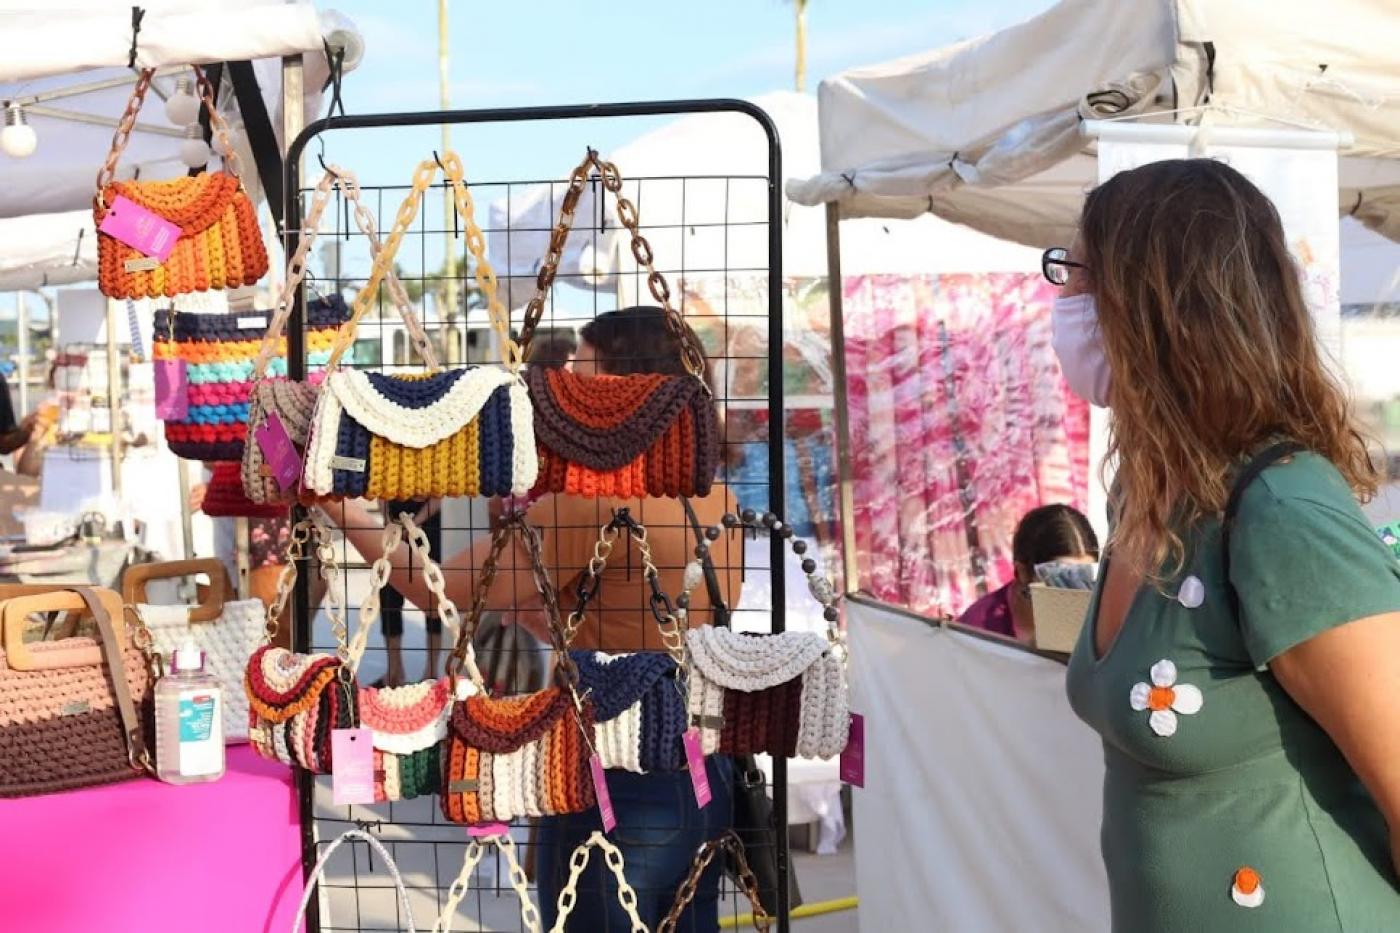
[126,558,265,743]
[441,515,596,824]
[242,165,440,505]
[565,509,689,774]
[0,587,154,797]
[658,833,772,933]
[201,462,287,519]
[94,67,268,300]
[520,150,719,499]
[294,829,417,933]
[301,152,537,501]
[153,295,350,462]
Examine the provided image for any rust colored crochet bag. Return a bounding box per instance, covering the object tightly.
[441,515,597,824]
[93,67,268,300]
[520,150,719,499]
[0,587,153,797]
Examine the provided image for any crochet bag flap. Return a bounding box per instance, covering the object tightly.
[153,296,349,462]
[245,645,356,773]
[573,650,688,773]
[200,462,288,519]
[359,676,452,755]
[528,367,720,498]
[302,367,536,500]
[449,685,582,753]
[94,68,267,300]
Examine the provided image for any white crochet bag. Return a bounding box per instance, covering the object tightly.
[127,558,264,743]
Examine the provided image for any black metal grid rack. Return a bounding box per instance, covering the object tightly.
[283,101,789,933]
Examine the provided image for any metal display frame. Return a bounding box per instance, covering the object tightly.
[282,99,788,932]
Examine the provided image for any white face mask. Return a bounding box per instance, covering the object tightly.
[1051,294,1111,408]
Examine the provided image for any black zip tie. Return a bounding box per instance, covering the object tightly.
[71,227,85,266]
[320,39,346,119]
[127,7,145,68]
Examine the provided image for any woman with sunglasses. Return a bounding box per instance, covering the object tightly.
[1053,159,1400,931]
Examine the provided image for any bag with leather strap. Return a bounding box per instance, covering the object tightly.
[441,514,596,824]
[565,509,688,774]
[94,67,268,300]
[301,152,537,501]
[520,150,719,499]
[152,295,350,462]
[126,557,264,743]
[242,165,440,505]
[658,832,773,933]
[0,586,154,797]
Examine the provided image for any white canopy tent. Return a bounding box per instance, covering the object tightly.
[786,0,1400,248]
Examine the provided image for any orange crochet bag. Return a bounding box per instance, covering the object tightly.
[519,150,719,499]
[93,67,267,300]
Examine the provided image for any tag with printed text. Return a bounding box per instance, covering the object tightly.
[255,411,302,491]
[331,728,376,805]
[840,713,865,787]
[98,195,181,261]
[683,728,712,808]
[590,754,616,833]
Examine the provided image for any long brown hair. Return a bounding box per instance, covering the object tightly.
[1078,159,1375,578]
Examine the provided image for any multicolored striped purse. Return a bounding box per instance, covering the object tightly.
[241,165,438,504]
[519,150,720,499]
[301,152,537,500]
[94,67,267,300]
[153,297,349,461]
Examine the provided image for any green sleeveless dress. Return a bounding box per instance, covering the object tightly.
[1066,453,1400,931]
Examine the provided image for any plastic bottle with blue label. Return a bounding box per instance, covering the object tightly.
[155,640,225,784]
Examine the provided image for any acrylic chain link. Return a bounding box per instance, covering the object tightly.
[549,831,648,933]
[399,511,486,689]
[657,832,772,933]
[431,834,540,933]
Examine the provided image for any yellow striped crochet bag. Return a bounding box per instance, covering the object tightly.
[301,152,537,500]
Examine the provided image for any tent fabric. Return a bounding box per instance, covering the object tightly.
[0,210,97,291]
[0,1,357,219]
[787,0,1400,246]
[848,597,1109,932]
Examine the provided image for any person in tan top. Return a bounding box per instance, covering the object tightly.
[322,308,742,930]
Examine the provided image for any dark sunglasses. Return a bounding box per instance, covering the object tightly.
[1042,247,1088,286]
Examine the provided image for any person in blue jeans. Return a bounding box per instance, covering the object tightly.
[538,755,735,930]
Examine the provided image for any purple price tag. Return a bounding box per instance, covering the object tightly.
[467,822,510,838]
[98,194,181,261]
[839,713,865,788]
[154,359,188,420]
[683,728,712,808]
[331,728,376,805]
[255,411,302,491]
[590,754,616,833]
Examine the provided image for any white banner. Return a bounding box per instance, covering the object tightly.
[849,599,1109,933]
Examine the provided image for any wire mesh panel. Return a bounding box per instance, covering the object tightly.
[283,103,790,933]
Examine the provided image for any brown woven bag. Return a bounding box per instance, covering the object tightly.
[0,587,153,797]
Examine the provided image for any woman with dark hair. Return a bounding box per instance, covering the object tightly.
[959,503,1099,643]
[323,306,738,931]
[1056,159,1400,930]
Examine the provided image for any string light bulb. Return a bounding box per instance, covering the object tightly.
[179,124,211,168]
[164,76,201,125]
[1,103,37,159]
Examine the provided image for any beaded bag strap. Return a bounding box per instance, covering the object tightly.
[566,508,687,674]
[95,66,243,214]
[324,151,518,374]
[253,165,442,381]
[549,832,648,933]
[432,834,539,933]
[518,149,707,384]
[447,512,577,694]
[294,830,417,933]
[657,832,771,933]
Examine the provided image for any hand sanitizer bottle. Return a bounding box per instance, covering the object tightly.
[156,640,225,784]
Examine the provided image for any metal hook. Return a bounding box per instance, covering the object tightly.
[432,149,447,172]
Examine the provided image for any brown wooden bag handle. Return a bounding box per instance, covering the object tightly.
[518,149,707,382]
[657,831,772,932]
[122,558,232,623]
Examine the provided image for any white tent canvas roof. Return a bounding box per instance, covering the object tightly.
[488,91,1043,315]
[788,0,1400,247]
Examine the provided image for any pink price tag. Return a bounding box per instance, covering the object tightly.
[255,411,302,491]
[98,194,182,261]
[467,823,510,838]
[683,728,712,808]
[839,713,865,788]
[154,359,188,420]
[331,728,376,805]
[590,754,616,833]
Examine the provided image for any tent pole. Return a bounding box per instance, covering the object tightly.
[15,292,27,416]
[824,203,860,594]
[105,298,122,501]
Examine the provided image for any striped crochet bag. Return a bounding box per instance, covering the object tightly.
[301,151,536,500]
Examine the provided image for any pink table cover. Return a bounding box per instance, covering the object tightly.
[0,746,304,933]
